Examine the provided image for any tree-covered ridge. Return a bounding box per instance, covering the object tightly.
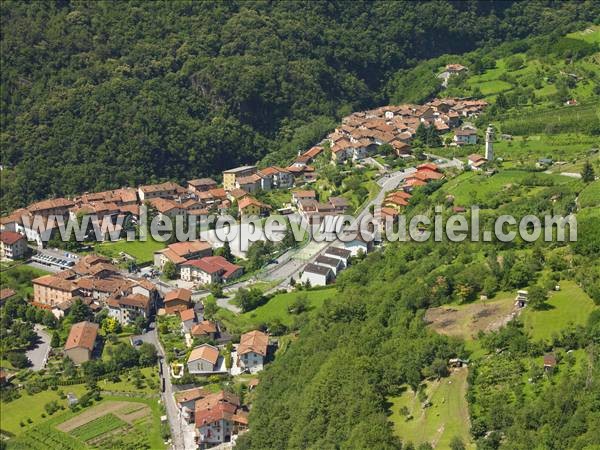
[2,1,599,212]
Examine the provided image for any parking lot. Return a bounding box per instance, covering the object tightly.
[29,248,79,271]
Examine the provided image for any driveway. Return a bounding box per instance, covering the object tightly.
[26,324,51,371]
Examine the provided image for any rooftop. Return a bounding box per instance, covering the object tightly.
[64,321,98,351]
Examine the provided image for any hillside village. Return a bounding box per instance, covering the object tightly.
[0,92,503,448]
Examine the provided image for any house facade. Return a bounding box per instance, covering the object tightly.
[0,231,28,260]
[237,330,269,373]
[300,263,334,286]
[64,321,98,365]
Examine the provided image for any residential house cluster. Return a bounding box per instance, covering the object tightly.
[174,389,248,447]
[153,240,213,271]
[326,97,487,164]
[299,246,352,286]
[31,254,160,325]
[401,163,445,192]
[292,190,350,223]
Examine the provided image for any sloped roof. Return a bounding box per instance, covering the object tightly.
[188,344,219,365]
[64,321,98,351]
[164,288,192,303]
[238,330,268,356]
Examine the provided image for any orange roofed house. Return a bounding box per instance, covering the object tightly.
[237,330,269,373]
[64,321,99,365]
[163,288,192,314]
[33,274,80,307]
[195,391,248,447]
[0,230,28,260]
[153,240,213,270]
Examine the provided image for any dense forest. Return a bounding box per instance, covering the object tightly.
[2,0,599,212]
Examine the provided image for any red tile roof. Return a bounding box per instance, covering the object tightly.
[191,320,217,337]
[64,321,98,351]
[179,308,196,322]
[164,288,192,303]
[188,344,219,365]
[0,231,25,245]
[183,256,242,279]
[238,330,268,356]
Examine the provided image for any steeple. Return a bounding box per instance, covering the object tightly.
[485,124,494,161]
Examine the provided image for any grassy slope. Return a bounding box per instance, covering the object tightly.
[439,169,578,206]
[579,179,600,208]
[388,368,472,449]
[95,237,166,264]
[1,385,88,435]
[521,280,598,341]
[216,288,336,332]
[0,263,50,299]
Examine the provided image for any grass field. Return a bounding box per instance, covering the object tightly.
[95,237,166,263]
[440,169,576,207]
[216,287,337,332]
[1,385,88,435]
[579,180,600,208]
[425,292,517,341]
[388,368,472,449]
[97,366,159,394]
[567,25,600,44]
[521,280,598,341]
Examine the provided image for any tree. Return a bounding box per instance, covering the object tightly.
[496,92,509,109]
[581,160,595,183]
[449,436,466,450]
[67,299,93,323]
[51,331,61,348]
[216,241,234,262]
[138,343,158,365]
[528,285,548,310]
[235,288,267,313]
[288,294,309,314]
[162,261,177,280]
[101,317,121,335]
[8,352,30,369]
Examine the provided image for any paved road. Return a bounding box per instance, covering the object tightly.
[143,323,186,450]
[26,325,51,371]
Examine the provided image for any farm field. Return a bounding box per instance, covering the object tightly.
[6,396,165,450]
[439,169,577,207]
[387,367,472,449]
[95,237,166,264]
[425,292,517,341]
[521,280,598,341]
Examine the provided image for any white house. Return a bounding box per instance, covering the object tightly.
[323,246,352,268]
[187,344,224,374]
[300,263,334,286]
[339,233,373,257]
[314,254,344,275]
[237,330,268,373]
[453,128,477,145]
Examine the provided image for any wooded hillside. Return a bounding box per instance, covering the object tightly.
[2,1,598,212]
